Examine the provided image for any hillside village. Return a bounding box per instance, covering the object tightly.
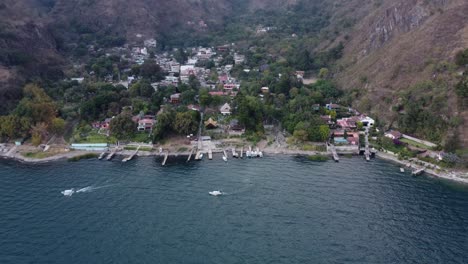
[0,34,464,173]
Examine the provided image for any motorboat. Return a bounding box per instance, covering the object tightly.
[199,153,204,160]
[209,191,223,196]
[400,168,405,173]
[61,189,75,196]
[222,156,227,162]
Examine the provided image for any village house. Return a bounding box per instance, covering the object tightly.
[196,47,214,60]
[204,118,218,129]
[144,38,157,48]
[295,71,305,79]
[187,104,201,112]
[220,103,232,115]
[229,119,245,134]
[359,115,375,127]
[170,93,181,104]
[217,45,230,52]
[234,53,245,64]
[336,117,358,130]
[261,87,269,93]
[384,130,402,140]
[92,118,113,130]
[326,103,341,111]
[320,115,334,127]
[137,119,155,131]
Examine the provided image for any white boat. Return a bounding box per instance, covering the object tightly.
[199,153,204,160]
[400,168,405,173]
[61,189,75,196]
[209,191,223,196]
[222,156,227,162]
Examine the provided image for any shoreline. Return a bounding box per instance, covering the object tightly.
[1,146,467,184]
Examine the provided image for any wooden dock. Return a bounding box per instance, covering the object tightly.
[412,167,425,176]
[330,144,339,162]
[98,152,106,160]
[187,148,195,162]
[162,151,169,166]
[106,148,118,161]
[364,127,371,161]
[122,145,140,162]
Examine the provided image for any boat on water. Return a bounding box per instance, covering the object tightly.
[222,156,227,162]
[209,191,223,196]
[61,189,75,196]
[199,153,204,160]
[400,168,405,173]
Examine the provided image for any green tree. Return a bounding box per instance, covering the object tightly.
[110,114,135,139]
[173,111,199,135]
[50,118,66,135]
[318,125,330,142]
[318,68,329,79]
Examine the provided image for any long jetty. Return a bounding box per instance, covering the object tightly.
[106,147,118,160]
[364,127,371,161]
[122,145,140,162]
[162,151,169,166]
[208,149,213,160]
[187,148,195,162]
[330,144,339,162]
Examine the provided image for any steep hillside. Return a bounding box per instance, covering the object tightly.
[0,0,63,114]
[0,0,466,146]
[334,0,468,145]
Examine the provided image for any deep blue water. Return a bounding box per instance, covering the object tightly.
[0,155,467,264]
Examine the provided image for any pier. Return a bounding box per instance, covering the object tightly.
[329,144,339,162]
[412,167,425,176]
[162,151,169,166]
[122,145,140,162]
[106,147,118,161]
[98,152,106,160]
[208,149,213,160]
[364,127,370,161]
[187,148,195,162]
[240,147,244,158]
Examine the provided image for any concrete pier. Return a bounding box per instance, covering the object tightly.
[162,151,169,166]
[330,144,339,162]
[187,148,195,162]
[122,145,140,162]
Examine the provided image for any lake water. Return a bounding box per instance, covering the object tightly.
[1,155,467,263]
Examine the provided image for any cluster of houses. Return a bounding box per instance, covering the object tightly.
[313,103,377,146]
[92,113,156,133]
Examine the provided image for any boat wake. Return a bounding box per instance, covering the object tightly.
[62,185,115,196]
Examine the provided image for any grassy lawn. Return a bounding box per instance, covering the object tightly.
[124,146,153,151]
[23,152,55,159]
[130,132,152,143]
[400,138,431,149]
[75,131,117,144]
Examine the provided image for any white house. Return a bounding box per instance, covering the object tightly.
[384,130,402,140]
[359,116,375,127]
[220,103,232,115]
